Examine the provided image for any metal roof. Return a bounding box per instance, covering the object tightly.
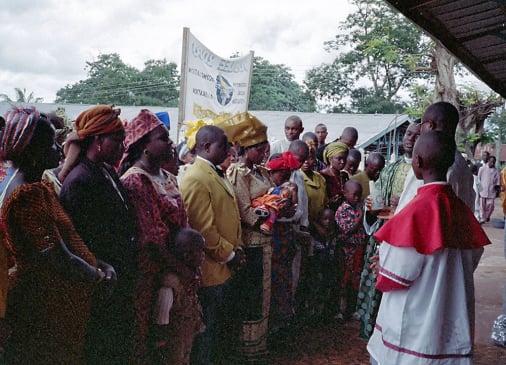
[0,102,411,151]
[385,0,506,98]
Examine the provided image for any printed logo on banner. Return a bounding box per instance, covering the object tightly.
[179,28,253,134]
[216,74,234,106]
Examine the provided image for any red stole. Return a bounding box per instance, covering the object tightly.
[374,183,490,254]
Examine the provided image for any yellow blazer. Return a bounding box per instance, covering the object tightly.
[180,158,242,287]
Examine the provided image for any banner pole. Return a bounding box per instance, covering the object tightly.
[244,50,254,111]
[177,27,190,144]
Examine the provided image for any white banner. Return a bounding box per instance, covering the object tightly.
[179,28,253,126]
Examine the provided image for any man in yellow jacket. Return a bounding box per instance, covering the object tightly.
[180,125,244,365]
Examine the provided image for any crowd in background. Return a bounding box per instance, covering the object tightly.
[0,102,500,364]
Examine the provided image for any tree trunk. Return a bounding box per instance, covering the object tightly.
[432,41,458,108]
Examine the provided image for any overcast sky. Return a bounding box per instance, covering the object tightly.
[0,0,358,103]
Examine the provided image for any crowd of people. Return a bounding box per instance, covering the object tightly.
[0,101,495,364]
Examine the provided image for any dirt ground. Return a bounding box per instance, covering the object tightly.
[262,199,506,365]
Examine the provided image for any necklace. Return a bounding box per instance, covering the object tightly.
[138,160,165,181]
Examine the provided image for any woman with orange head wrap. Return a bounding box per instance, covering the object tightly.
[0,107,116,364]
[60,105,139,365]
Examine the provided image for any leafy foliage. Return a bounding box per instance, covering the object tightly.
[55,53,313,111]
[56,53,179,106]
[249,57,316,112]
[0,88,43,103]
[483,104,506,144]
[304,0,431,113]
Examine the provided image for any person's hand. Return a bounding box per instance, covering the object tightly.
[364,196,373,211]
[329,194,341,204]
[97,260,117,284]
[357,208,364,222]
[96,259,117,299]
[370,254,379,276]
[389,195,400,208]
[229,248,246,270]
[278,199,296,218]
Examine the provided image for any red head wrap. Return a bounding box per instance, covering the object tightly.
[123,109,164,152]
[266,151,301,171]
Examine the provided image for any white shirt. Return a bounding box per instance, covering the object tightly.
[269,138,293,156]
[277,169,309,228]
[396,151,475,213]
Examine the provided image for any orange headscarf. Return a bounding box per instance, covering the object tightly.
[75,105,124,140]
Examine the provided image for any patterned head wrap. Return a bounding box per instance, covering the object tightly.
[0,107,41,161]
[75,105,124,140]
[219,112,268,148]
[266,151,301,171]
[123,109,164,152]
[323,141,349,165]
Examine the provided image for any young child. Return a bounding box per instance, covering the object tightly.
[367,131,490,365]
[343,148,362,178]
[308,208,338,319]
[252,151,300,235]
[153,228,205,365]
[334,179,366,322]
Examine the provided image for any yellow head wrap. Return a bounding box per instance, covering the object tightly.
[323,141,349,165]
[184,117,227,150]
[219,112,267,148]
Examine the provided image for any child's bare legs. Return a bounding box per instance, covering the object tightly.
[260,208,277,235]
[336,284,359,323]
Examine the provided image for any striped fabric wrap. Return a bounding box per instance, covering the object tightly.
[0,107,40,161]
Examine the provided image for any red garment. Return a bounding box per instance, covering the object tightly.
[374,183,490,255]
[121,167,188,365]
[2,182,96,364]
[335,202,366,290]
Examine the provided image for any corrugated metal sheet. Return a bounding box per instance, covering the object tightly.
[0,101,410,152]
[386,0,506,98]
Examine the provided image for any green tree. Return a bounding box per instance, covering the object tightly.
[484,105,506,144]
[405,82,501,156]
[137,59,179,107]
[304,0,431,113]
[56,53,179,106]
[249,57,315,112]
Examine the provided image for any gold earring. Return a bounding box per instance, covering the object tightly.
[97,144,102,153]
